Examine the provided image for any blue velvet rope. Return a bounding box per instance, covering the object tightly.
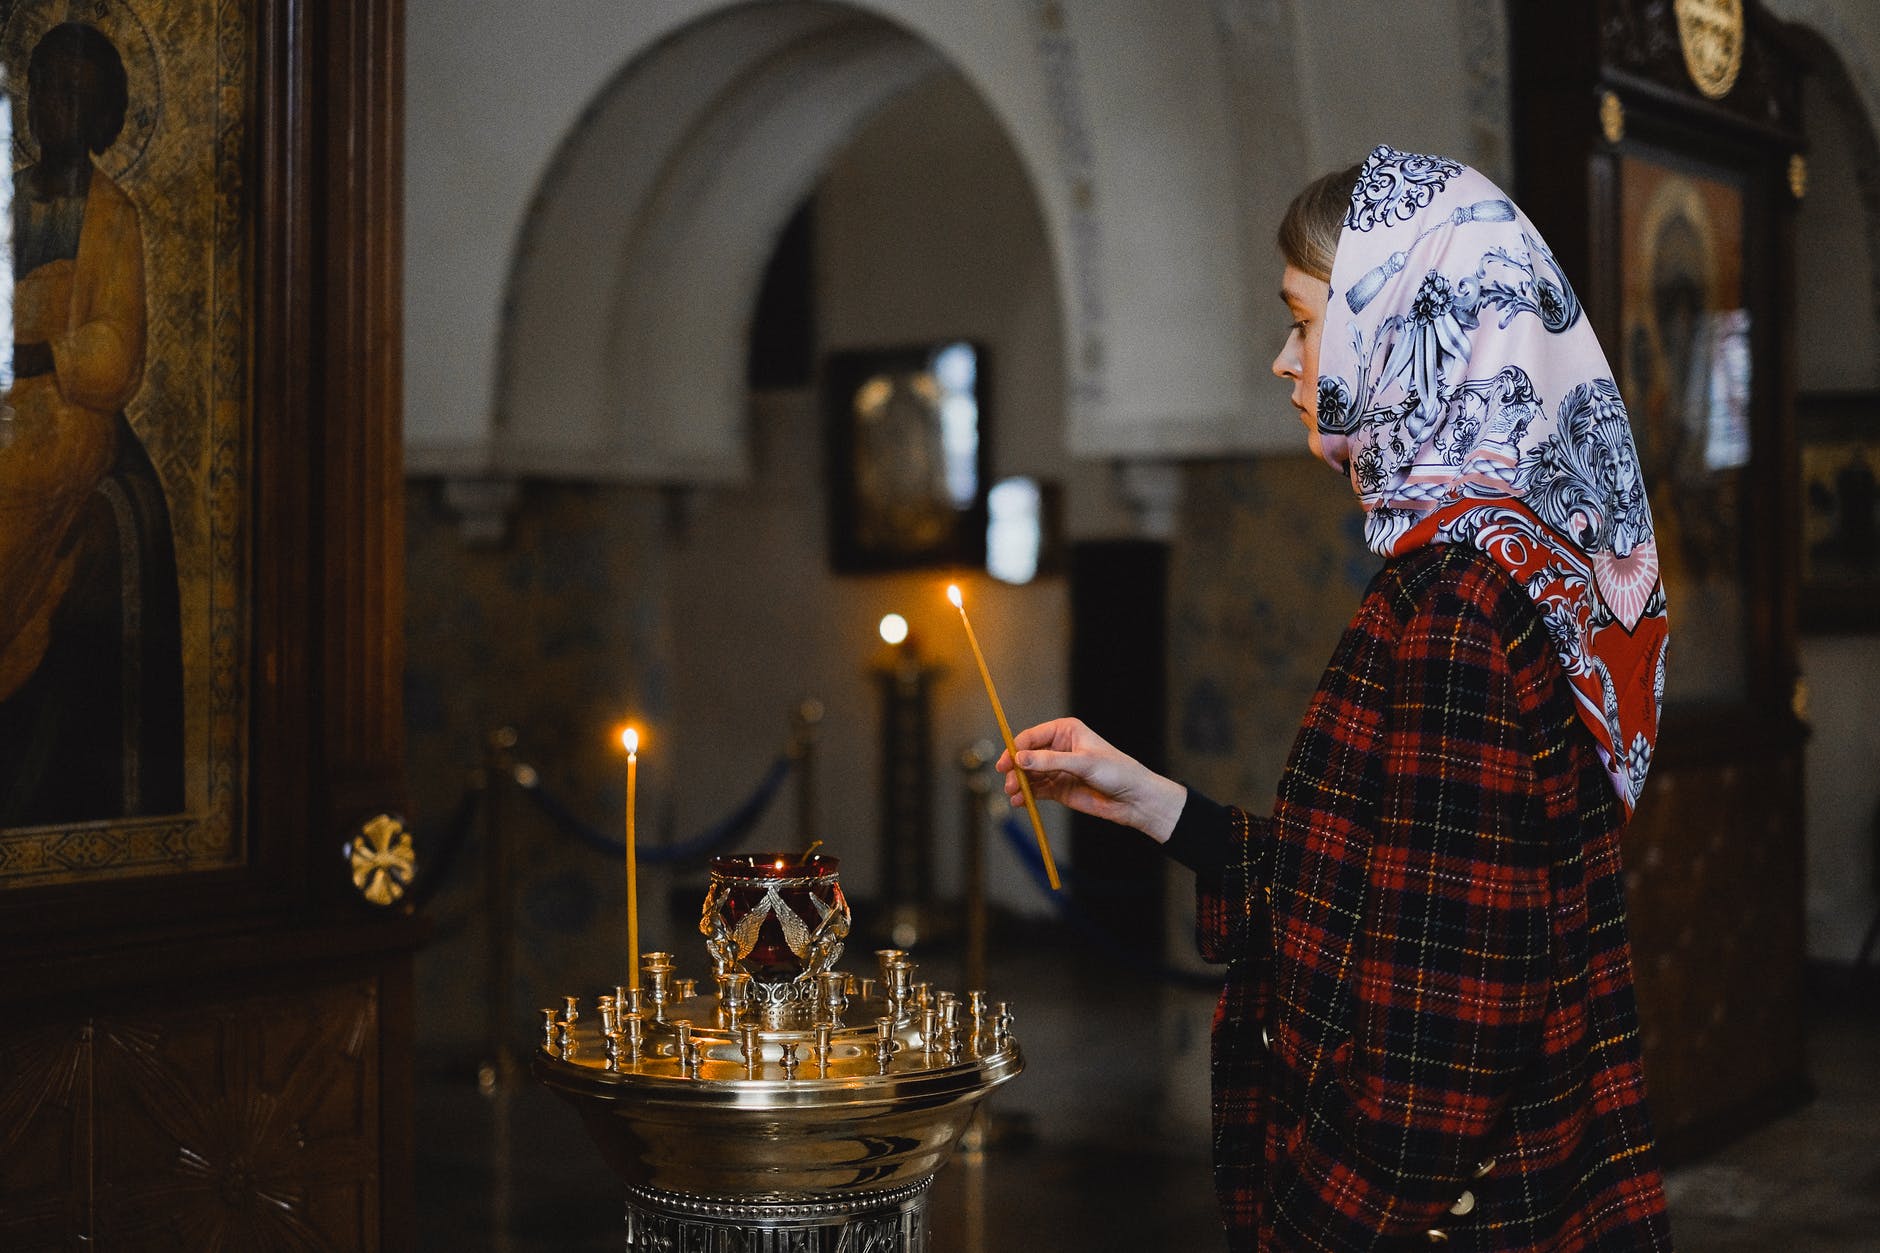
[996,810,1221,989]
[406,782,485,910]
[516,754,795,865]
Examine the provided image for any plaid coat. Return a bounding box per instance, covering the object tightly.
[1179,545,1672,1251]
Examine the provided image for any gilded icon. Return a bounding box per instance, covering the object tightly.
[1618,155,1751,706]
[0,0,252,888]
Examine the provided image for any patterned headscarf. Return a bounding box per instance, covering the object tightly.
[1315,144,1668,814]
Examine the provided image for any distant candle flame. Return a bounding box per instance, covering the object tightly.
[946,584,963,608]
[621,727,639,755]
[879,613,909,645]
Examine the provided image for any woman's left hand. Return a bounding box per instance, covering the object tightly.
[996,717,1187,843]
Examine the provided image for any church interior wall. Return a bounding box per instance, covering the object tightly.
[403,482,678,1051]
[398,0,1880,1062]
[669,68,1077,918]
[1793,64,1880,964]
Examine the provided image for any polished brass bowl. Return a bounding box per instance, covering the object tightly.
[535,1015,1021,1197]
[535,880,1023,1248]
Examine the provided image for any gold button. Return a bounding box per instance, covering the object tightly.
[1449,1190,1475,1216]
[1426,1231,1449,1245]
[1473,1157,1496,1177]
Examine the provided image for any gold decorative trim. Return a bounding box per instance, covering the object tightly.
[1788,153,1808,200]
[346,814,415,906]
[1600,91,1626,146]
[1674,0,1745,101]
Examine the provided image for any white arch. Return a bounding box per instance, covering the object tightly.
[405,0,1264,481]
[497,5,943,480]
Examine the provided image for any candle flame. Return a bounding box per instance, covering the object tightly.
[946,584,963,608]
[879,613,909,645]
[621,727,639,755]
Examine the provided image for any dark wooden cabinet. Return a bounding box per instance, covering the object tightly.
[0,0,414,1245]
[1511,0,1812,1161]
[1,930,421,1252]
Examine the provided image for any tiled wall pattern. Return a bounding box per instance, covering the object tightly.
[1167,456,1377,815]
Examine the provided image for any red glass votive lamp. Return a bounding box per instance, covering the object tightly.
[702,853,850,988]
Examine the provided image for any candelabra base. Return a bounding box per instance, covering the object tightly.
[625,1179,932,1252]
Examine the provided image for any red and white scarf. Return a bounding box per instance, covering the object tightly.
[1317,144,1668,814]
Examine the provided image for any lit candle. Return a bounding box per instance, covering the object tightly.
[946,584,1061,891]
[621,726,641,987]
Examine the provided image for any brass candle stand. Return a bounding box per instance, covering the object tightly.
[533,852,1023,1250]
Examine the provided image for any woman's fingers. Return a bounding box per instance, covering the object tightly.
[998,719,1079,773]
[1009,747,1079,778]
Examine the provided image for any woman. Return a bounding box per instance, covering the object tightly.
[1000,146,1673,1250]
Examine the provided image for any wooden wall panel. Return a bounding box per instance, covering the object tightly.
[0,1,416,1244]
[0,1027,90,1251]
[1623,753,1810,1158]
[0,970,396,1252]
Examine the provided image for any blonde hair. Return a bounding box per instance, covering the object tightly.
[1277,162,1363,281]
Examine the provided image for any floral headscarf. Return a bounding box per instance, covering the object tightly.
[1316,144,1668,814]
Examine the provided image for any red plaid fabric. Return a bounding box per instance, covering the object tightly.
[1195,544,1672,1251]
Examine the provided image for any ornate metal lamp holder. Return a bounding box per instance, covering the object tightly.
[701,852,850,1025]
[534,851,1024,1251]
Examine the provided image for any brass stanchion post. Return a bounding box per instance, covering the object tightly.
[791,698,825,847]
[955,739,1032,1156]
[482,725,519,1253]
[959,740,997,996]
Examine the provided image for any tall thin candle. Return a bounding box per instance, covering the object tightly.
[946,584,1061,891]
[621,726,641,988]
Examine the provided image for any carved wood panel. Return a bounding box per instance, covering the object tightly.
[0,976,383,1252]
[0,1026,90,1251]
[1622,752,1809,1158]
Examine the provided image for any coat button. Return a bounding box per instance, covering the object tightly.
[1261,1026,1272,1049]
[1425,1230,1449,1245]
[1449,1190,1475,1216]
[1474,1157,1496,1178]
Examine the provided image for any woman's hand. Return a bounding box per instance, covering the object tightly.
[996,717,1187,843]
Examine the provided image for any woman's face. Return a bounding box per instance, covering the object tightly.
[1273,265,1331,461]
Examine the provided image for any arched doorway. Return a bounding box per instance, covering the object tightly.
[484,1,1079,948]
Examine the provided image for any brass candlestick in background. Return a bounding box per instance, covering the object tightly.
[873,614,942,948]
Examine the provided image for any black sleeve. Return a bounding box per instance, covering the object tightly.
[1161,785,1231,874]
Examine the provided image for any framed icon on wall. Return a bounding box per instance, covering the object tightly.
[824,341,990,574]
[0,0,253,887]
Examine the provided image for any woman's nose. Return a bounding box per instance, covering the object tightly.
[1272,345,1293,380]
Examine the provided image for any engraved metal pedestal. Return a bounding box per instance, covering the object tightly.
[533,854,1023,1251]
[624,1180,929,1250]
